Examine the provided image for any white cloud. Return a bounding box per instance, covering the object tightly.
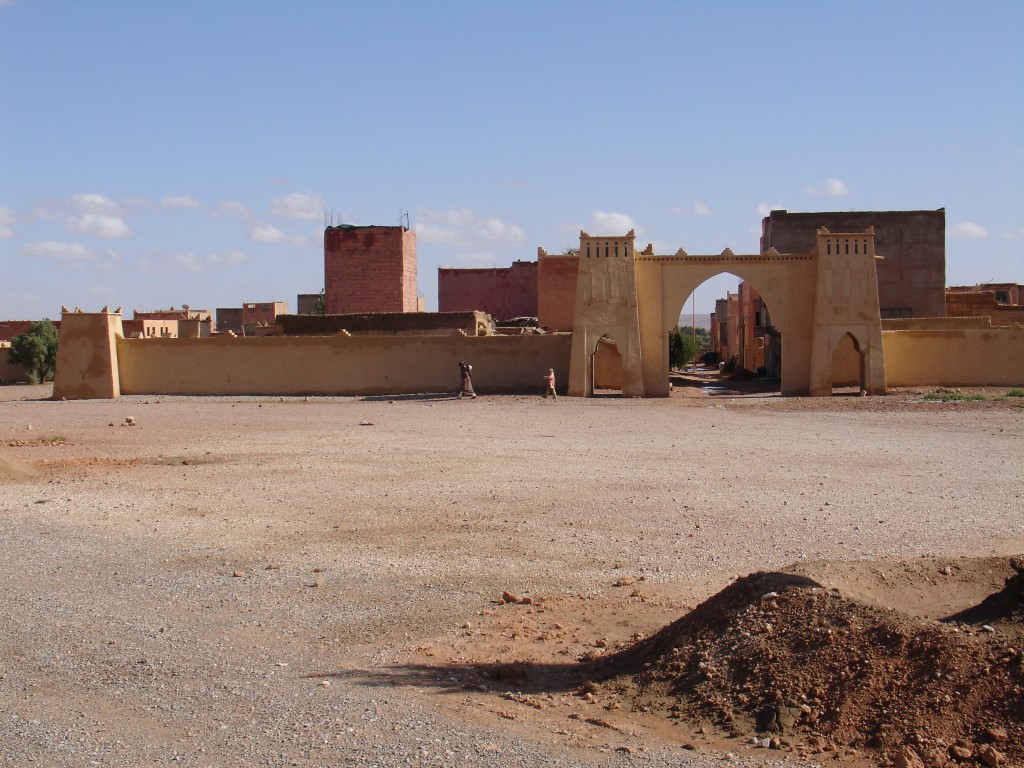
[476,217,525,243]
[22,241,121,272]
[69,193,122,215]
[160,195,201,210]
[215,200,251,219]
[415,222,471,247]
[590,211,638,234]
[999,228,1024,240]
[250,224,287,243]
[415,207,526,247]
[0,207,15,238]
[270,193,323,221]
[248,224,317,246]
[138,249,251,273]
[949,221,988,239]
[206,249,250,267]
[25,194,132,238]
[806,178,850,197]
[66,213,131,239]
[756,203,786,217]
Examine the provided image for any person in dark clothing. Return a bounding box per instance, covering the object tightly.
[457,361,476,399]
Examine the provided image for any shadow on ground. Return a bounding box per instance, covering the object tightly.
[309,659,591,696]
[359,393,460,403]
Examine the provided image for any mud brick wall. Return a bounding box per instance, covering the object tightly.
[946,291,1024,326]
[438,261,537,320]
[325,226,417,314]
[761,209,946,319]
[537,251,579,331]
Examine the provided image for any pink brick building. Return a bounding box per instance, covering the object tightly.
[437,261,537,320]
[536,249,579,330]
[324,225,417,314]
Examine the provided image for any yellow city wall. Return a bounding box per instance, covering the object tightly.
[116,333,572,396]
[882,326,1024,387]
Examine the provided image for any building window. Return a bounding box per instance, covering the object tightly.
[995,291,1010,304]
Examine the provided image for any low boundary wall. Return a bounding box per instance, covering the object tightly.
[882,326,1024,387]
[116,332,573,396]
[52,311,1021,398]
[0,355,28,383]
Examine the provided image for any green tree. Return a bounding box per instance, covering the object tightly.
[9,320,59,383]
[668,329,696,369]
[692,326,711,350]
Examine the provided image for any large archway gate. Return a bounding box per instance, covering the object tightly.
[567,228,887,397]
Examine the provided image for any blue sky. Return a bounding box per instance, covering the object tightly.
[2,1,1021,320]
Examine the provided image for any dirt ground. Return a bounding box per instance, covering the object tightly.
[1,379,1022,768]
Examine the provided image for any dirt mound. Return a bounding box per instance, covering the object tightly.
[597,567,1024,766]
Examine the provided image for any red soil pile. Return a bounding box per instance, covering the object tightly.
[598,565,1024,766]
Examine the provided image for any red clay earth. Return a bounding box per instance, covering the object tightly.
[400,556,1023,768]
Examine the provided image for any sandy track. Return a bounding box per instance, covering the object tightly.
[1,383,1021,767]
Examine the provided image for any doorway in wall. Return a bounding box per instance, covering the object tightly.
[831,332,866,395]
[591,335,623,396]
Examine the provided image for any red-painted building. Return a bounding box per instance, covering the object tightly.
[0,320,38,343]
[537,249,579,330]
[437,261,537,320]
[324,225,417,314]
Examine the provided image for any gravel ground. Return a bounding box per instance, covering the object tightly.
[0,383,1021,767]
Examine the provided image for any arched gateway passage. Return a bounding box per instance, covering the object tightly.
[568,229,887,397]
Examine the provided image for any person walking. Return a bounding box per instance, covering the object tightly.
[543,368,557,399]
[457,361,476,399]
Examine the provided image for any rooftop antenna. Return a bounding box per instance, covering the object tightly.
[398,210,410,231]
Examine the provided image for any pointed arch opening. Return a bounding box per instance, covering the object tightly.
[591,335,623,396]
[831,331,866,395]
